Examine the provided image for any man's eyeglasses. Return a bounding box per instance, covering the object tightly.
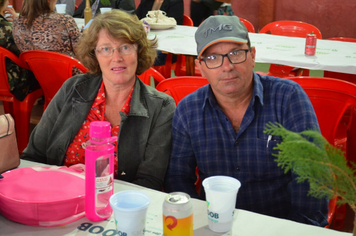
[199,49,250,69]
[95,44,137,57]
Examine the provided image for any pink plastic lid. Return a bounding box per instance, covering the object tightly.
[89,121,111,139]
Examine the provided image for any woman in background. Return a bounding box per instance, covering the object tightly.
[22,10,176,191]
[12,0,80,58]
[136,0,183,66]
[0,0,39,101]
[135,0,183,25]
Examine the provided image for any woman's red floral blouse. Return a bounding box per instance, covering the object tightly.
[64,81,134,178]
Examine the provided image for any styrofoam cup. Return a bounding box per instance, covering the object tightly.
[55,4,66,14]
[109,190,150,236]
[100,7,112,14]
[202,176,241,233]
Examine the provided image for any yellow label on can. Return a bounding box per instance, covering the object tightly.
[163,214,193,236]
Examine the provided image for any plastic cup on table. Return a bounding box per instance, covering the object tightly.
[109,190,150,236]
[202,175,241,233]
[55,4,66,14]
[100,8,112,14]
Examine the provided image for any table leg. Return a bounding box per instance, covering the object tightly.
[185,55,196,76]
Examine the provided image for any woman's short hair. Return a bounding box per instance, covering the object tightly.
[76,9,158,75]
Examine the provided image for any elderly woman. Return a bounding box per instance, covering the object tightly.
[21,10,176,191]
[0,0,39,101]
[12,0,80,57]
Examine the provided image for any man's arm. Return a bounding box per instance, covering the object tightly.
[164,105,200,198]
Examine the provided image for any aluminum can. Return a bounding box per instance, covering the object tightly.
[163,192,193,236]
[305,33,317,55]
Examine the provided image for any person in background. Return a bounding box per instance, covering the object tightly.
[56,0,76,16]
[190,0,222,26]
[73,0,135,18]
[12,0,80,58]
[0,0,39,101]
[21,10,176,191]
[164,15,329,227]
[135,0,183,25]
[136,0,183,66]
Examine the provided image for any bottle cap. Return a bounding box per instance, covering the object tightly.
[89,121,111,139]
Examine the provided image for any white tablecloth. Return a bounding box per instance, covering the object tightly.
[0,160,352,236]
[74,18,356,74]
[148,25,356,75]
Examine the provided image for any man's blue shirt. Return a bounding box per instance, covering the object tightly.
[164,72,329,226]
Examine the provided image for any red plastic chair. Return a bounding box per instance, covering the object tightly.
[0,47,43,153]
[183,13,193,27]
[137,67,165,87]
[324,37,356,85]
[327,37,356,43]
[154,14,194,78]
[155,76,208,105]
[259,20,322,38]
[20,50,88,110]
[323,37,356,228]
[287,76,356,228]
[156,76,208,194]
[259,21,323,78]
[239,17,255,33]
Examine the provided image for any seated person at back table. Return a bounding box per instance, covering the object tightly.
[0,0,39,101]
[73,0,135,18]
[12,0,80,58]
[21,10,176,191]
[136,0,183,66]
[135,0,183,25]
[164,15,329,227]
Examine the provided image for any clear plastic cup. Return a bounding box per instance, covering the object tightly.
[55,4,66,14]
[100,8,112,14]
[202,176,241,233]
[109,190,150,236]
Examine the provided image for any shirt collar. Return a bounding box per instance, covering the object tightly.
[202,71,264,110]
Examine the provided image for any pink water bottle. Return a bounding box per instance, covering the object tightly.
[85,121,117,221]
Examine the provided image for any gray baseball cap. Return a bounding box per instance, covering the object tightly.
[195,15,249,58]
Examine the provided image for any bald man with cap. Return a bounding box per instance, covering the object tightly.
[164,15,329,227]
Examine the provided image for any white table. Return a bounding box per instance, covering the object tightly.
[147,25,356,75]
[0,160,352,236]
[74,18,356,75]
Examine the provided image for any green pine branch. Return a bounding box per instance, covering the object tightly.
[264,122,356,214]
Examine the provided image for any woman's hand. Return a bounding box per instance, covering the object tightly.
[4,6,18,22]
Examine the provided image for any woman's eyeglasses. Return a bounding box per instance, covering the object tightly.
[95,44,137,57]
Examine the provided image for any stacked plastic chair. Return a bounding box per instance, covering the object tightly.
[0,47,43,153]
[20,50,88,110]
[287,76,356,228]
